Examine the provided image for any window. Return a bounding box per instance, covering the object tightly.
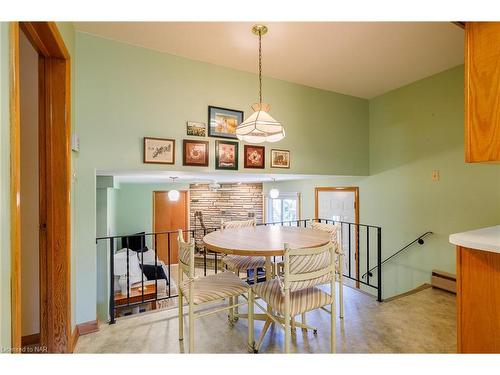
[266,193,300,224]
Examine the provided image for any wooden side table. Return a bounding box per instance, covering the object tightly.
[114,284,157,317]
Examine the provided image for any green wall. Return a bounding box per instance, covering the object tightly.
[95,176,119,321]
[264,65,500,298]
[0,22,11,350]
[114,182,189,236]
[75,32,369,324]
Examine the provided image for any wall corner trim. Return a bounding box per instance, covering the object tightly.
[71,319,99,352]
[70,327,79,353]
[77,320,99,336]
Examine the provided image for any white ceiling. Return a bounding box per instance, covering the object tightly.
[74,22,464,98]
[98,170,336,184]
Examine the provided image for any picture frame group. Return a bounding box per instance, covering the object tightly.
[144,136,290,170]
[143,105,289,170]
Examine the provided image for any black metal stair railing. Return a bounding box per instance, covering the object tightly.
[316,219,383,302]
[362,231,433,280]
[96,218,383,324]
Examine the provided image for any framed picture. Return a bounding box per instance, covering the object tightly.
[271,149,290,169]
[183,139,209,167]
[244,145,265,169]
[186,121,207,137]
[215,140,239,170]
[143,137,175,164]
[208,106,244,139]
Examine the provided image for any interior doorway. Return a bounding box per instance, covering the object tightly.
[10,22,72,353]
[315,187,359,286]
[19,27,41,349]
[153,191,188,265]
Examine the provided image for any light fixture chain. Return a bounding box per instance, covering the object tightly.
[258,30,262,104]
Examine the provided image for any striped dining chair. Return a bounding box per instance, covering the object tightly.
[221,219,266,284]
[221,219,266,320]
[251,241,337,353]
[273,221,344,329]
[177,230,254,353]
[310,221,344,318]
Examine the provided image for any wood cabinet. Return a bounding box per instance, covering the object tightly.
[465,22,500,162]
[456,246,500,353]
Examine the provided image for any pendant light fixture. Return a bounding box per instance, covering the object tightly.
[168,177,180,201]
[236,25,285,144]
[269,178,280,199]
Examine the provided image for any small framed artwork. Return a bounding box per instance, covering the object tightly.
[208,106,244,139]
[186,121,207,137]
[216,140,239,170]
[244,145,265,169]
[271,149,290,169]
[143,137,175,164]
[183,139,209,167]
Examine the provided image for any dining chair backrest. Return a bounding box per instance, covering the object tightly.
[311,221,341,254]
[283,242,335,292]
[221,219,256,229]
[178,229,195,278]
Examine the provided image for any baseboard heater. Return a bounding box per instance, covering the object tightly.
[431,269,456,294]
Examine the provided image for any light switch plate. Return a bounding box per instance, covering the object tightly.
[432,170,440,181]
[71,134,80,152]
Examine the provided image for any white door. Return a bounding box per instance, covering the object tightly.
[317,190,355,223]
[316,189,358,282]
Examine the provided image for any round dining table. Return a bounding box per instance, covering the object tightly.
[203,224,331,258]
[202,225,332,351]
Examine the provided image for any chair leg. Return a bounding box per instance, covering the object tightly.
[254,318,271,353]
[339,255,344,319]
[228,296,234,321]
[331,300,336,353]
[331,281,336,353]
[284,290,291,354]
[178,290,184,341]
[248,290,255,352]
[294,320,317,333]
[233,267,240,319]
[189,304,194,353]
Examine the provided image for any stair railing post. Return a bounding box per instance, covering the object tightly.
[377,227,382,302]
[109,238,116,324]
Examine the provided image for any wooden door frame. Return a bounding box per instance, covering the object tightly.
[152,190,189,264]
[314,186,360,287]
[10,22,71,353]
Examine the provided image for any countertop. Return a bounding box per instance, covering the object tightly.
[449,225,500,253]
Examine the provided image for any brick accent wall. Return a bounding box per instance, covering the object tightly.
[190,183,263,227]
[189,183,263,247]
